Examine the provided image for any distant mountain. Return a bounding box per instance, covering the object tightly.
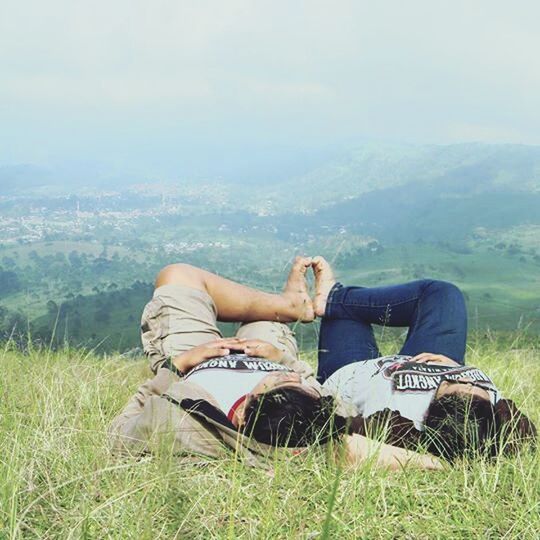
[4,143,540,219]
[254,142,540,212]
[229,142,540,242]
[310,188,540,243]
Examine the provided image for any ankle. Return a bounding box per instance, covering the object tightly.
[282,293,313,322]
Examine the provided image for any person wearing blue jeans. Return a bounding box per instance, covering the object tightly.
[317,278,468,383]
[311,256,535,461]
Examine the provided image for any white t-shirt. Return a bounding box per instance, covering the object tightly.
[322,355,500,430]
[184,354,292,417]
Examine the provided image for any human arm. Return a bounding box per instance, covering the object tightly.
[171,337,249,374]
[342,433,444,471]
[411,353,460,367]
[240,339,285,362]
[171,338,286,374]
[176,337,286,364]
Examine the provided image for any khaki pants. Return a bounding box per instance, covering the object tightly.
[141,284,299,373]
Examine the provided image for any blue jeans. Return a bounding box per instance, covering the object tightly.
[317,280,467,383]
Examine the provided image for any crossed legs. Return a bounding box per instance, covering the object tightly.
[155,258,314,323]
[143,259,312,371]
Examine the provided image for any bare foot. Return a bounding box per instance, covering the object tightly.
[312,256,336,317]
[282,256,315,322]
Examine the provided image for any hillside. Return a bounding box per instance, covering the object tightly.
[244,143,540,213]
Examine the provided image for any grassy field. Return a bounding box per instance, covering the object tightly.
[1,335,538,539]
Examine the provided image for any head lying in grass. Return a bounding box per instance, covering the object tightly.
[241,387,346,447]
[423,393,537,461]
[351,391,537,462]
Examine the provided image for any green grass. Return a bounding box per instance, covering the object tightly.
[1,335,539,539]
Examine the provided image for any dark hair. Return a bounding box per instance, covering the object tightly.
[346,398,537,463]
[242,387,346,447]
[349,408,421,450]
[423,395,537,461]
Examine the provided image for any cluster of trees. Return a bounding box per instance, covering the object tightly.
[1,248,158,303]
[0,268,21,297]
[490,241,540,263]
[32,280,153,351]
[0,305,26,339]
[335,241,385,268]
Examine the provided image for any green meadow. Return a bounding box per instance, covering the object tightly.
[1,335,538,539]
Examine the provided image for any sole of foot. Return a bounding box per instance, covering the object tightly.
[312,256,336,317]
[283,256,315,322]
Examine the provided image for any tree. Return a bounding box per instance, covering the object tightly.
[46,300,59,315]
[0,269,21,297]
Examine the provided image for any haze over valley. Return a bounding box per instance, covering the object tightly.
[1,141,539,352]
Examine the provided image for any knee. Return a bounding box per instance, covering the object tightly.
[237,322,298,358]
[422,280,465,304]
[237,321,293,341]
[155,263,205,289]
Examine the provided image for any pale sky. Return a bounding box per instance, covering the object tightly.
[1,0,539,179]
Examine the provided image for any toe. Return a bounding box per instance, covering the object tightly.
[292,256,312,277]
[294,255,312,267]
[312,255,327,270]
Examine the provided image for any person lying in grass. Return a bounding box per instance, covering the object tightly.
[109,258,442,470]
[312,256,537,461]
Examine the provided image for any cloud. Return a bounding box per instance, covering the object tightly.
[1,0,539,173]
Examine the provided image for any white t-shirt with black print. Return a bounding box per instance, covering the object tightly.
[184,354,293,416]
[322,355,500,430]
